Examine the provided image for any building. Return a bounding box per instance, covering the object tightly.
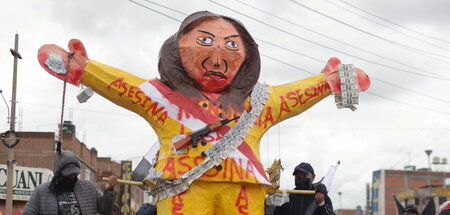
[0,123,144,214]
[371,169,450,215]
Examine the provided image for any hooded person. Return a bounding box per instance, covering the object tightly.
[37,10,370,215]
[273,163,335,215]
[23,149,117,215]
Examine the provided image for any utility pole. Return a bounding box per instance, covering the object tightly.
[4,33,22,215]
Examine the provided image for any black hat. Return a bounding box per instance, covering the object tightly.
[293,162,315,175]
[53,150,81,176]
[404,205,418,214]
[60,163,81,176]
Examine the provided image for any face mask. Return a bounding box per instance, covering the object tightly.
[295,178,312,190]
[59,176,78,188]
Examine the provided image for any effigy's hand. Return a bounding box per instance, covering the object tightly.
[37,39,88,86]
[322,57,370,94]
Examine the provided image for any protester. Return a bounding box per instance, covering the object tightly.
[439,201,450,215]
[23,149,117,215]
[403,205,419,215]
[273,162,335,215]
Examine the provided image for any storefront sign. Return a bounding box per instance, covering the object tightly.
[0,165,53,201]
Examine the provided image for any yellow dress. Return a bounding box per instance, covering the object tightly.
[82,60,331,215]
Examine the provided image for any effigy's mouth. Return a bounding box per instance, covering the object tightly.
[203,71,227,79]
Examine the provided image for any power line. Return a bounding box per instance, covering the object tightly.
[336,0,450,45]
[209,0,448,80]
[323,0,450,53]
[136,0,450,82]
[261,53,314,75]
[365,92,450,116]
[260,38,450,104]
[128,0,450,116]
[234,0,447,79]
[381,113,444,169]
[288,0,450,64]
[261,54,450,116]
[256,37,325,63]
[129,0,182,22]
[125,0,449,180]
[142,0,188,16]
[371,77,450,104]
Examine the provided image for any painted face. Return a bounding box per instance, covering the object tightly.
[179,17,246,93]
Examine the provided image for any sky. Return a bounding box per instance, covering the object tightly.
[1,0,450,210]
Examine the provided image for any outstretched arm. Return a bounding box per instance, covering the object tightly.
[37,39,164,127]
[266,57,370,125]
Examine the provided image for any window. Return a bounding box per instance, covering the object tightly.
[85,168,92,181]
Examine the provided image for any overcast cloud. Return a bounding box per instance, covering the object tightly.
[1,0,450,209]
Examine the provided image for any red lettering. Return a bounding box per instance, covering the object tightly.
[162,157,176,178]
[132,90,143,104]
[238,205,249,215]
[177,155,192,175]
[230,158,244,180]
[146,102,165,116]
[171,193,184,215]
[108,77,124,89]
[223,158,229,179]
[235,186,249,215]
[118,82,128,97]
[316,82,329,96]
[194,156,205,166]
[254,114,262,127]
[177,109,192,121]
[300,87,315,104]
[157,111,168,124]
[127,85,138,98]
[263,106,274,129]
[286,91,299,108]
[278,96,291,120]
[204,165,219,177]
[215,131,223,142]
[140,96,152,107]
[305,86,315,97]
[297,90,306,105]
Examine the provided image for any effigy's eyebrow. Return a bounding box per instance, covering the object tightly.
[224,35,239,39]
[198,30,215,38]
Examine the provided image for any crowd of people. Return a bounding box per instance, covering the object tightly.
[19,151,450,215]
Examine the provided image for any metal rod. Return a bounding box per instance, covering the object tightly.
[275,189,316,195]
[102,177,145,186]
[102,177,316,195]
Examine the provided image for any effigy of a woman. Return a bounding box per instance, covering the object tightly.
[38,11,370,215]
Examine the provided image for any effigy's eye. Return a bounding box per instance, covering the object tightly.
[225,41,239,49]
[197,37,213,44]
